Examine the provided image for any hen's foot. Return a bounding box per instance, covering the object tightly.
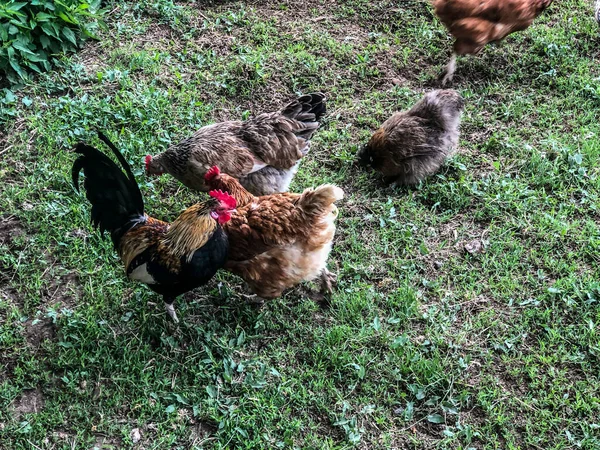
[439,54,457,86]
[242,294,266,306]
[320,269,337,295]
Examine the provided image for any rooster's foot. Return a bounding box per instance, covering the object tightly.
[164,303,179,323]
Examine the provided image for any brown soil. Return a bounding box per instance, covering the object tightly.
[0,215,25,247]
[23,317,56,348]
[10,387,44,419]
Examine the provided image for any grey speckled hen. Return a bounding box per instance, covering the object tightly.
[357,89,464,186]
[145,93,326,196]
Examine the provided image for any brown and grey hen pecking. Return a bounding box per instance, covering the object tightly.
[145,93,326,196]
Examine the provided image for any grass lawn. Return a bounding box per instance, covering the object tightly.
[1,0,599,448]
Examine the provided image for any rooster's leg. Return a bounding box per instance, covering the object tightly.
[164,301,179,323]
[320,269,337,294]
[441,53,457,86]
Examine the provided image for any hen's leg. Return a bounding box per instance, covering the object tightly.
[164,299,179,323]
[242,293,266,306]
[320,268,337,294]
[441,53,457,86]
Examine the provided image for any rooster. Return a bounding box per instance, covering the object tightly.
[203,166,343,302]
[71,132,237,322]
[145,93,326,196]
[357,90,464,185]
[433,0,554,84]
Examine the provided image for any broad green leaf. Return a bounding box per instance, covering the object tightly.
[25,51,47,63]
[12,41,35,55]
[0,24,8,41]
[427,414,445,424]
[36,12,55,22]
[58,12,78,25]
[41,22,59,39]
[25,61,41,73]
[8,2,28,11]
[8,57,27,79]
[62,27,77,45]
[39,34,50,49]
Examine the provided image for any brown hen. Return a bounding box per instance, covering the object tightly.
[146,93,326,196]
[203,166,343,301]
[357,90,464,185]
[434,0,554,84]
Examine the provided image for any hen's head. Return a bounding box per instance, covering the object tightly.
[357,128,385,169]
[356,144,373,167]
[145,155,164,176]
[209,189,236,224]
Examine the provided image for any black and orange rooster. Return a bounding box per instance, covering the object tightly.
[71,132,236,322]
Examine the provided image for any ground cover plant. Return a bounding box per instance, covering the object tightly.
[0,0,599,448]
[0,0,105,84]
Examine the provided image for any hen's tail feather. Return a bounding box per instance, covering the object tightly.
[297,184,343,215]
[71,138,145,249]
[281,92,327,124]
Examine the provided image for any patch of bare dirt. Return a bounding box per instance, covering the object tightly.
[418,217,490,277]
[189,421,218,446]
[0,284,23,307]
[10,387,44,419]
[41,271,82,309]
[91,434,123,449]
[23,317,56,348]
[0,215,25,247]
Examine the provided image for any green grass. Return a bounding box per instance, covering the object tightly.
[1,0,599,448]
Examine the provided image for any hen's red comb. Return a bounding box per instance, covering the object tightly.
[145,155,152,173]
[205,166,221,182]
[209,189,236,209]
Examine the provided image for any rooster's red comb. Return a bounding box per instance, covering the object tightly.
[145,155,152,173]
[209,189,236,209]
[205,166,221,183]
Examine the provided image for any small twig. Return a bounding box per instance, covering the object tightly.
[26,441,43,450]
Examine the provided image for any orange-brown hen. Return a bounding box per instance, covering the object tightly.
[204,166,343,302]
[434,0,554,84]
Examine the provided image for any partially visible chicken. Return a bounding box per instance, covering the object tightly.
[72,132,236,322]
[203,166,343,301]
[434,0,554,84]
[596,0,600,25]
[145,93,326,196]
[357,90,464,185]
